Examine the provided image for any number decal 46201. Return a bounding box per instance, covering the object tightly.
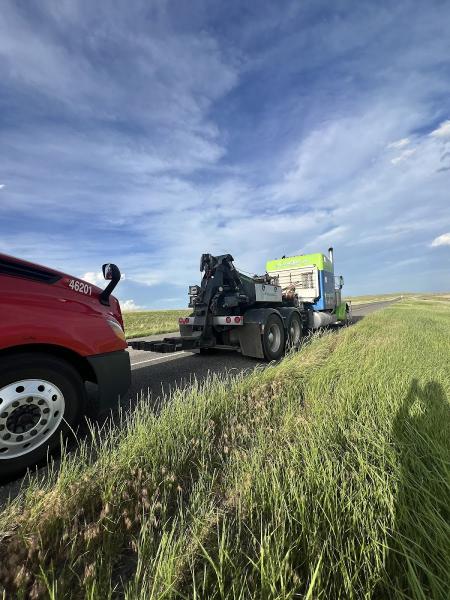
[68,279,92,295]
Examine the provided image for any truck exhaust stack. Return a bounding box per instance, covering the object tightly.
[328,247,334,263]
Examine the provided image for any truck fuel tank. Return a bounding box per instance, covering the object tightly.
[309,310,337,329]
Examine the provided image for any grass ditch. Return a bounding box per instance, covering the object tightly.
[123,309,187,339]
[346,292,450,305]
[0,299,449,599]
[345,293,403,305]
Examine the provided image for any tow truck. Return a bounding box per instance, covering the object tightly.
[129,247,349,361]
[0,254,130,477]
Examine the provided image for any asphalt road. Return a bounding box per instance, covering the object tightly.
[0,299,398,505]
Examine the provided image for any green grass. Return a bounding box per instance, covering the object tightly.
[1,298,449,599]
[346,292,450,305]
[345,293,403,305]
[123,309,187,338]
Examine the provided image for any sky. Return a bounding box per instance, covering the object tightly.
[1,0,449,310]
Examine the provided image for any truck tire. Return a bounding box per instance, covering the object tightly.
[0,353,85,479]
[262,313,285,361]
[286,311,302,350]
[345,304,352,325]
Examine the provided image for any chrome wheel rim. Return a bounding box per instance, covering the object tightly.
[267,323,282,353]
[0,379,65,459]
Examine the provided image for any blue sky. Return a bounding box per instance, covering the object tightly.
[1,0,449,309]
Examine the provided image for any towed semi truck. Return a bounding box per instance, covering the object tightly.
[129,247,350,361]
[0,254,131,477]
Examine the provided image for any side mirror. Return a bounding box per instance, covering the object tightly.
[100,263,121,305]
[103,263,120,281]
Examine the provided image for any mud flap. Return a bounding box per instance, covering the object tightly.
[335,301,348,321]
[238,322,264,359]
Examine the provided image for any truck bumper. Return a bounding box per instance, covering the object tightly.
[87,350,131,414]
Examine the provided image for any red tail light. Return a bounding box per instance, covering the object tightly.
[234,316,241,323]
[226,316,232,324]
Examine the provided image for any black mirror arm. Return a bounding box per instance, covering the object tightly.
[100,263,121,305]
[100,281,116,305]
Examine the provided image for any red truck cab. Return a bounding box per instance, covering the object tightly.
[0,253,131,477]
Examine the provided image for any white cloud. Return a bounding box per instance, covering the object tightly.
[382,256,423,270]
[391,148,417,164]
[81,271,104,286]
[387,138,410,149]
[0,184,5,189]
[120,299,144,312]
[431,233,450,247]
[430,120,450,139]
[82,271,128,285]
[305,226,348,250]
[2,1,450,302]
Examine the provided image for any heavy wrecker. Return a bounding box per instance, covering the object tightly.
[129,247,350,361]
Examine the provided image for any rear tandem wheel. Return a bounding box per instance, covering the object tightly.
[262,313,286,361]
[286,311,302,350]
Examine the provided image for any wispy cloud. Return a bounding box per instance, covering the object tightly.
[430,120,450,139]
[431,233,450,247]
[391,148,416,164]
[387,138,410,149]
[1,0,450,304]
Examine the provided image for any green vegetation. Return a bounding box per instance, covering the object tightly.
[347,292,450,305]
[1,298,449,599]
[345,292,403,305]
[123,309,186,338]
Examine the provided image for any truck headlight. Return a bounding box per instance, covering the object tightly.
[107,318,126,341]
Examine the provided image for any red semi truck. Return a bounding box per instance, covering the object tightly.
[0,253,131,477]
